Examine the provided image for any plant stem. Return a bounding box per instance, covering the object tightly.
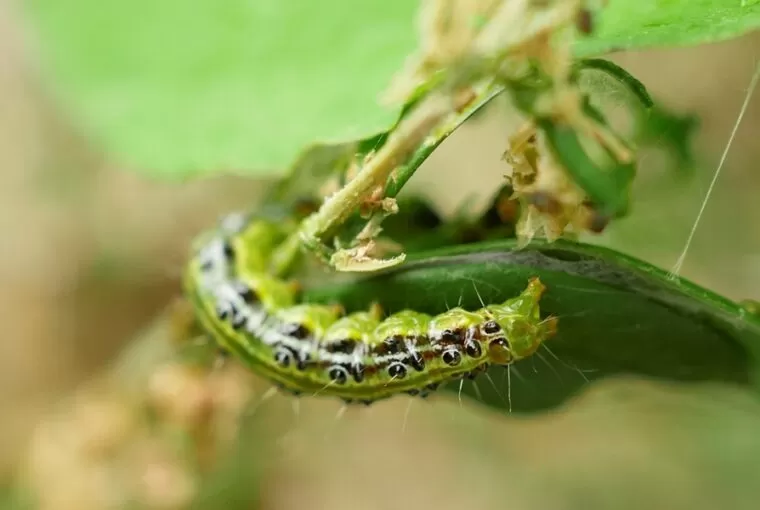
[276,0,583,272]
[298,92,454,244]
[384,85,504,199]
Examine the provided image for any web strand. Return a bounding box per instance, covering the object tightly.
[669,60,760,278]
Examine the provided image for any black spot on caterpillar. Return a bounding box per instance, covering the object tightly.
[183,213,558,404]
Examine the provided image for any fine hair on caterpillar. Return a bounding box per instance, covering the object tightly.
[183,212,559,405]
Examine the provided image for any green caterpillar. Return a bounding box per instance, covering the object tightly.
[183,212,558,405]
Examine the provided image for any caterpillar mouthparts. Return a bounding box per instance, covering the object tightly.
[183,213,558,405]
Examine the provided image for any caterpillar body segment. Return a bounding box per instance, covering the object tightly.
[183,214,558,404]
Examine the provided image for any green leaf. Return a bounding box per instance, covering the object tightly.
[575,58,700,175]
[539,116,636,219]
[305,238,760,413]
[575,58,654,110]
[25,0,759,179]
[638,103,700,172]
[575,0,760,56]
[24,0,420,178]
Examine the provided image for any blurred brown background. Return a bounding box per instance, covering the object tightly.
[2,0,760,506]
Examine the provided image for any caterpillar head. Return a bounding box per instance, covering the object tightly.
[485,313,558,364]
[485,277,558,364]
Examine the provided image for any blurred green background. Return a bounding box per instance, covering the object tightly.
[2,0,760,508]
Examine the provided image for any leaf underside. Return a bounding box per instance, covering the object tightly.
[305,238,760,413]
[574,0,760,57]
[23,0,760,178]
[25,0,420,177]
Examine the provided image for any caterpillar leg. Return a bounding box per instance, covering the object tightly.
[368,301,384,320]
[539,315,560,339]
[339,398,377,406]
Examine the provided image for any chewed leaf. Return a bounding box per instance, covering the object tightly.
[575,58,653,112]
[24,0,420,178]
[292,84,506,268]
[330,249,407,273]
[305,238,760,413]
[576,58,699,174]
[539,118,635,219]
